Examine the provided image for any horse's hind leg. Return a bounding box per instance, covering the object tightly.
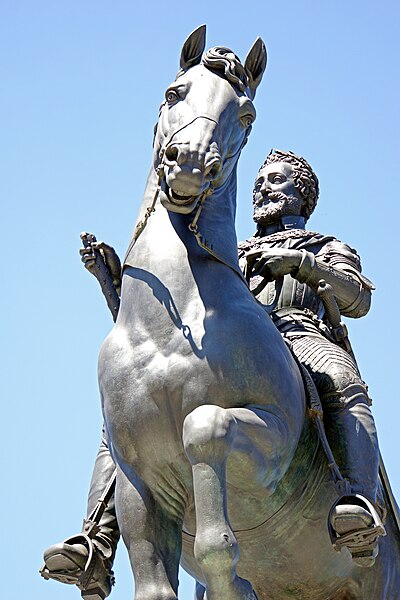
[183,404,292,600]
[115,466,181,600]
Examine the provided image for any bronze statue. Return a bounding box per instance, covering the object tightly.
[239,149,383,558]
[41,26,400,600]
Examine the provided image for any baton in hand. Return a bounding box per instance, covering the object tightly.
[80,232,120,322]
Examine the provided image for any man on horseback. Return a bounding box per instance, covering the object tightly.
[239,149,384,565]
[41,149,385,597]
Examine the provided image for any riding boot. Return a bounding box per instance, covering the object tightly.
[322,384,385,566]
[288,334,385,562]
[41,432,120,598]
[85,433,120,566]
[323,384,379,502]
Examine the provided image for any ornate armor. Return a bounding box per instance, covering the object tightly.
[239,225,379,504]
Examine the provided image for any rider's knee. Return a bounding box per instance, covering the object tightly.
[321,382,372,411]
[183,405,237,463]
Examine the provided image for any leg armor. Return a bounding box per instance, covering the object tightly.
[289,334,379,502]
[289,334,385,566]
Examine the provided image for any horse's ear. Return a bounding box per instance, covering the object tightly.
[244,38,267,99]
[180,24,206,71]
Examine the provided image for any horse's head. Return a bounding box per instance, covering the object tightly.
[154,25,267,214]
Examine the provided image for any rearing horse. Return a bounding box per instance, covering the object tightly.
[99,26,400,600]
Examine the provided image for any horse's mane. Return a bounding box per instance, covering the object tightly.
[176,46,248,93]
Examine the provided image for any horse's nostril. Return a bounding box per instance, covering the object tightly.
[210,163,221,179]
[165,145,179,163]
[206,157,222,179]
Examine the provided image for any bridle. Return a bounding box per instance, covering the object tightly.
[123,111,251,281]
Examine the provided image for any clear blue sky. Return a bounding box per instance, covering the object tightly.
[2,1,399,599]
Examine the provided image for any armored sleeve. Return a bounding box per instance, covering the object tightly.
[294,240,375,318]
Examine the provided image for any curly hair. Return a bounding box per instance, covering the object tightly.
[201,47,248,93]
[176,46,248,93]
[256,149,319,221]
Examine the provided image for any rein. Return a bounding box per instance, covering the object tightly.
[122,163,213,264]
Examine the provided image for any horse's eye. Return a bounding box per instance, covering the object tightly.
[166,89,179,104]
[241,115,254,128]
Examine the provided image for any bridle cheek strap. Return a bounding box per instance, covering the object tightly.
[125,115,250,283]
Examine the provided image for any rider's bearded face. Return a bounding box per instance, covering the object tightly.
[252,162,304,225]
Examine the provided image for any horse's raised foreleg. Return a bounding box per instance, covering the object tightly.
[183,404,292,600]
[115,466,181,600]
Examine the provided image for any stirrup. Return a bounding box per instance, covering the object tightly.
[40,532,115,599]
[328,494,386,567]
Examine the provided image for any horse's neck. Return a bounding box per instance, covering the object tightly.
[124,166,241,291]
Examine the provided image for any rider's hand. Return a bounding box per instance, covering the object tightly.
[245,248,302,282]
[80,241,122,294]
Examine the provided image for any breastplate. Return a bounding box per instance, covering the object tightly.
[251,274,324,317]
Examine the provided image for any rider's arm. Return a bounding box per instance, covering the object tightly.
[294,241,374,318]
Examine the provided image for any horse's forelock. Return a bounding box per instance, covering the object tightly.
[202,47,248,92]
[154,48,250,148]
[175,46,249,94]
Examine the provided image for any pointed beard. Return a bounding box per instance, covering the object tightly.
[253,192,303,225]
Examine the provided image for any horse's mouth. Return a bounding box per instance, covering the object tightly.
[160,179,200,213]
[170,187,196,205]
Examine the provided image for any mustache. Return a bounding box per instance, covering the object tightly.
[264,191,288,202]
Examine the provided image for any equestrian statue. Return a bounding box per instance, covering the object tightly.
[41,25,400,600]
